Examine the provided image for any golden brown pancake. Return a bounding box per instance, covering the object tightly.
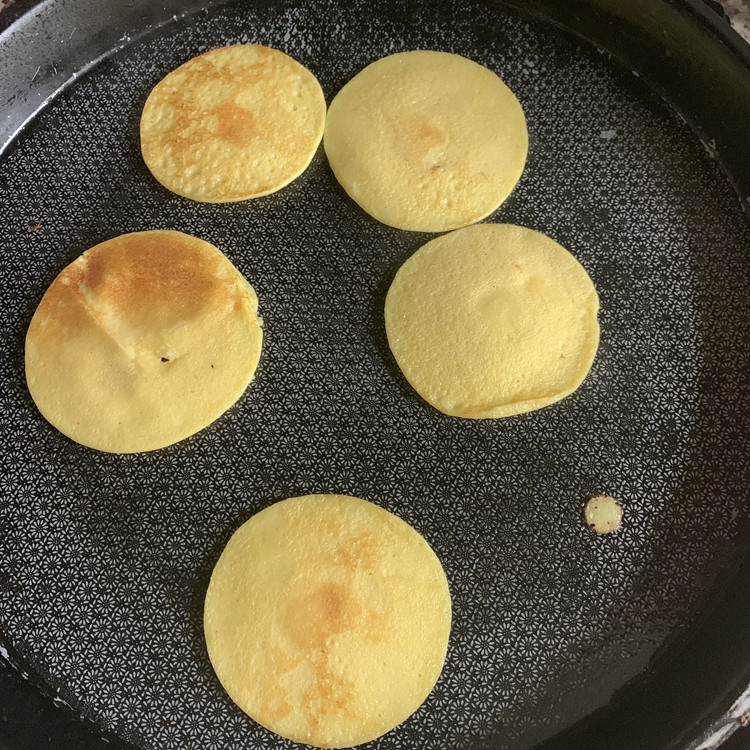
[204,494,452,748]
[140,45,326,202]
[384,223,600,418]
[25,230,263,452]
[324,50,527,232]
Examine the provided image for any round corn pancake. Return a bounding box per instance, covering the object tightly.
[25,230,263,453]
[324,50,527,232]
[140,45,326,202]
[204,494,452,748]
[384,223,600,418]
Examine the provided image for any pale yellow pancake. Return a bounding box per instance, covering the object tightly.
[384,223,600,418]
[25,230,263,453]
[204,494,452,748]
[141,45,326,202]
[324,50,528,232]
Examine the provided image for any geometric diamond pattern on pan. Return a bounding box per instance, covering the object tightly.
[1,1,750,749]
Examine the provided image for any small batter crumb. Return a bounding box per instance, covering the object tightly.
[584,494,622,534]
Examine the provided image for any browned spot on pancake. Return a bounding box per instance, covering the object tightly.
[260,676,294,725]
[141,44,324,202]
[255,644,301,726]
[360,605,388,646]
[336,532,382,573]
[143,65,251,168]
[214,100,257,145]
[148,52,271,159]
[161,96,208,152]
[398,115,447,162]
[262,693,294,725]
[300,658,356,737]
[83,232,225,327]
[26,272,88,344]
[414,117,446,148]
[286,582,361,651]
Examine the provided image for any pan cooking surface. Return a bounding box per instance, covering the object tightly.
[1,1,750,748]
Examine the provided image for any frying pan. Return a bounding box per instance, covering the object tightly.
[1,0,750,749]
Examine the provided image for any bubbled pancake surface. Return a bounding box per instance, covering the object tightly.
[324,50,528,232]
[384,224,600,418]
[204,494,452,748]
[140,45,326,202]
[25,230,263,453]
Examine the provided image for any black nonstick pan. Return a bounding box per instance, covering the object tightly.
[2,0,750,749]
